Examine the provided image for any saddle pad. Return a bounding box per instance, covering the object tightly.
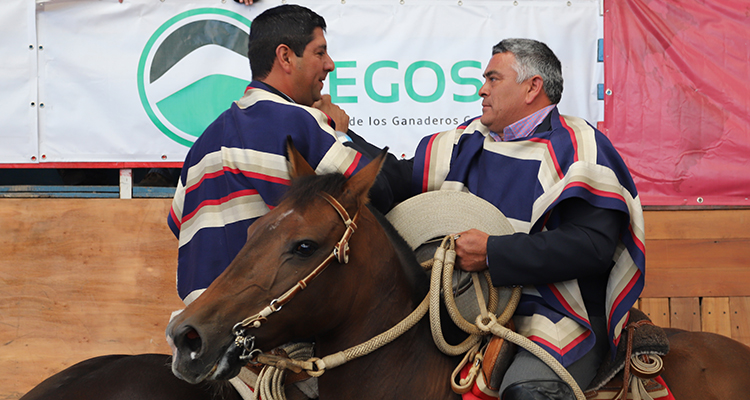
[459,362,498,400]
[229,368,257,400]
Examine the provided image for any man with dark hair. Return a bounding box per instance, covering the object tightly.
[411,38,645,399]
[168,4,399,307]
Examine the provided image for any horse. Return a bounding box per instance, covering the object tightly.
[19,354,242,400]
[20,142,750,400]
[164,141,750,400]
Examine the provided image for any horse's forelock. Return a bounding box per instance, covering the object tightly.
[283,173,349,209]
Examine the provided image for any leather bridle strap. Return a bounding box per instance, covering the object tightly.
[232,192,360,343]
[319,192,359,264]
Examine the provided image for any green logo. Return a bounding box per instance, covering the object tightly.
[138,8,252,147]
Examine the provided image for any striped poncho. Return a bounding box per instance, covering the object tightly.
[412,107,645,366]
[168,81,364,304]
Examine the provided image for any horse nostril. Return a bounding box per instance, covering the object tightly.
[183,327,203,354]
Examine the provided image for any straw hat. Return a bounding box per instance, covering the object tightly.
[386,190,516,322]
[386,190,515,250]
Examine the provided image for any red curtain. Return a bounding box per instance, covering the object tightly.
[603,0,750,206]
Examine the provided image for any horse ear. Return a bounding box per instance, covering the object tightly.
[286,136,316,179]
[342,147,388,208]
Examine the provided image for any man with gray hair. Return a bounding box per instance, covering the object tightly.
[411,38,645,399]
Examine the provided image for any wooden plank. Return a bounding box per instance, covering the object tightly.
[729,297,750,348]
[641,238,750,298]
[669,297,701,331]
[0,198,183,399]
[0,185,119,193]
[639,298,670,328]
[0,185,121,198]
[133,186,176,198]
[645,209,750,240]
[701,297,732,338]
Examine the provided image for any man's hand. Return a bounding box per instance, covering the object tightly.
[454,229,489,272]
[234,0,253,5]
[313,94,350,133]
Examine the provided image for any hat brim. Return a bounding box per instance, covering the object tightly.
[385,190,515,250]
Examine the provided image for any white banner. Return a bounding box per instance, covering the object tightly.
[0,0,602,164]
[0,0,38,164]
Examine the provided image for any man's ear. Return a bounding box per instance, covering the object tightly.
[525,75,546,104]
[275,44,295,74]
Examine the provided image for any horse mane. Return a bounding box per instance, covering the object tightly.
[281,171,430,303]
[370,205,430,303]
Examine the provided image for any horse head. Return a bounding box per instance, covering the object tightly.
[166,138,393,384]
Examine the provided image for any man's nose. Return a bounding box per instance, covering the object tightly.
[323,54,335,72]
[478,82,490,97]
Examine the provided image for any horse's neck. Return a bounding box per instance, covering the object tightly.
[315,212,459,399]
[316,243,419,350]
[318,319,459,400]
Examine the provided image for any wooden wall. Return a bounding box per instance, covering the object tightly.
[1,200,749,399]
[639,209,750,345]
[0,198,183,399]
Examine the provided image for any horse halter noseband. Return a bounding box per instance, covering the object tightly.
[232,192,360,361]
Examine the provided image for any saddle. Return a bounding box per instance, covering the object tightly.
[459,308,671,400]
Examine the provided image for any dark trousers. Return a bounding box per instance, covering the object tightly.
[499,316,609,396]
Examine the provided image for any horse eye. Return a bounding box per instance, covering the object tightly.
[294,241,318,257]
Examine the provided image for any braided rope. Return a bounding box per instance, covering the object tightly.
[429,235,586,400]
[253,343,315,400]
[428,236,488,355]
[314,293,430,372]
[251,234,586,400]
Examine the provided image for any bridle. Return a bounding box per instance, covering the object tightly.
[231,192,360,361]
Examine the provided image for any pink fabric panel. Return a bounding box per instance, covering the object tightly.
[603,0,750,206]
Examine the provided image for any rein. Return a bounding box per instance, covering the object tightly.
[231,192,359,361]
